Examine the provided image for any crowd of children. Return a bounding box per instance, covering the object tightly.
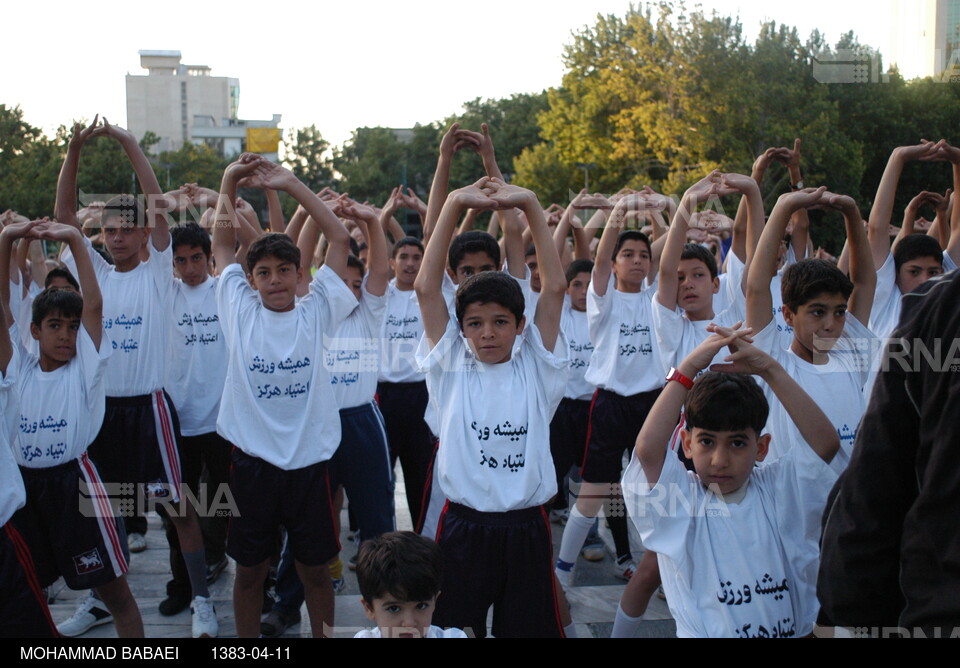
[0,116,957,638]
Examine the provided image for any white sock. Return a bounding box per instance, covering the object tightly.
[610,602,644,638]
[563,621,578,638]
[558,505,595,564]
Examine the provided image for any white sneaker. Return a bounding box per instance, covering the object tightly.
[57,591,113,637]
[128,532,147,553]
[191,595,219,638]
[555,563,574,590]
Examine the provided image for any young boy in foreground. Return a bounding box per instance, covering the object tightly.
[623,324,840,638]
[354,531,466,638]
[212,154,357,638]
[414,177,568,638]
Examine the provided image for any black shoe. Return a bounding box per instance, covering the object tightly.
[206,557,229,585]
[260,610,301,638]
[159,589,191,616]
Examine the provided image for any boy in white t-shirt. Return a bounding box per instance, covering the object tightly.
[56,118,216,637]
[866,140,959,341]
[354,531,466,638]
[211,154,357,638]
[746,188,877,469]
[160,222,232,616]
[415,176,568,638]
[555,190,668,586]
[623,325,840,637]
[0,220,144,637]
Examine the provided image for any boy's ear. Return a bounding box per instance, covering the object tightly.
[711,276,720,294]
[30,322,41,341]
[680,429,693,460]
[781,303,795,327]
[446,267,457,284]
[296,266,304,284]
[361,598,376,622]
[516,314,526,335]
[246,273,256,290]
[755,433,771,462]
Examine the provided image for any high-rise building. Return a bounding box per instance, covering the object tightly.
[125,50,281,157]
[890,0,960,79]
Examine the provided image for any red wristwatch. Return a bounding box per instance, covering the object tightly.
[665,367,694,390]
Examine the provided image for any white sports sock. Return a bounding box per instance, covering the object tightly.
[563,621,578,638]
[558,505,595,564]
[610,602,644,638]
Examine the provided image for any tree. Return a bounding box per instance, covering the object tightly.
[283,125,335,193]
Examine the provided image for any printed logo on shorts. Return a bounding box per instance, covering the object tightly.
[73,548,104,575]
[145,479,170,499]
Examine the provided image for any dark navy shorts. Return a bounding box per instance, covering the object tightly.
[227,449,339,568]
[432,502,564,638]
[580,388,661,484]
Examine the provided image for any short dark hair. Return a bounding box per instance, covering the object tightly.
[356,531,443,603]
[349,237,361,258]
[613,230,651,259]
[781,258,852,312]
[102,194,146,227]
[525,243,538,258]
[346,255,365,273]
[566,259,594,285]
[32,287,83,327]
[392,236,424,258]
[44,267,79,291]
[893,234,943,274]
[685,372,768,435]
[171,222,211,258]
[455,271,524,329]
[246,233,300,272]
[448,231,500,273]
[680,243,718,279]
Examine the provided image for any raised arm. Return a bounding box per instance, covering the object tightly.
[54,117,98,230]
[213,156,259,271]
[338,198,389,296]
[416,178,495,347]
[868,142,944,270]
[240,159,352,279]
[826,193,875,324]
[93,118,170,250]
[489,180,565,352]
[45,224,103,349]
[580,195,617,295]
[747,188,826,332]
[0,221,42,324]
[422,123,479,242]
[266,188,285,234]
[892,191,927,252]
[938,142,960,266]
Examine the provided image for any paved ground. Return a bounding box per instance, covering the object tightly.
[46,474,675,638]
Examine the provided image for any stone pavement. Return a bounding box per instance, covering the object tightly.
[46,475,675,638]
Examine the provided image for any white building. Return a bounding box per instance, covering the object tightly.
[126,50,281,157]
[889,0,960,79]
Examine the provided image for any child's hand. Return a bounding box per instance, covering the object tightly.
[224,154,262,184]
[36,221,81,243]
[335,196,377,222]
[774,186,827,211]
[91,117,136,145]
[892,140,945,163]
[715,172,757,196]
[68,115,99,149]
[239,160,297,191]
[439,122,479,159]
[486,179,535,210]
[689,210,733,233]
[398,186,426,213]
[772,138,801,170]
[450,178,498,211]
[681,170,722,204]
[680,321,753,376]
[708,324,776,376]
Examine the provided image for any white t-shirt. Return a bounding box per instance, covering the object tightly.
[868,251,902,342]
[622,443,836,638]
[15,283,41,355]
[353,625,468,638]
[13,324,110,468]
[63,236,174,397]
[559,296,594,401]
[584,273,664,396]
[0,354,25,526]
[713,250,746,315]
[415,320,567,512]
[216,263,358,469]
[652,296,745,376]
[944,252,958,274]
[379,281,425,384]
[325,279,387,409]
[752,315,878,470]
[166,276,226,436]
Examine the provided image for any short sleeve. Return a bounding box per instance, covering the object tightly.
[359,279,388,335]
[76,324,112,400]
[302,265,360,337]
[652,296,686,374]
[622,451,697,567]
[216,263,258,348]
[521,322,569,410]
[60,235,112,287]
[415,318,463,397]
[943,252,957,273]
[586,272,615,340]
[752,317,788,362]
[146,237,175,300]
[871,252,898,320]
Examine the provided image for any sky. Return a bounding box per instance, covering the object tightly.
[3,1,898,149]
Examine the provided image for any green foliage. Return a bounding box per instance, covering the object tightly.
[283,125,335,194]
